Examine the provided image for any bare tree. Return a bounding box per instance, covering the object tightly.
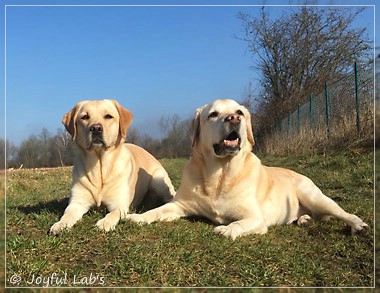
[159,115,171,139]
[54,128,75,166]
[138,135,161,157]
[39,128,51,167]
[15,135,42,168]
[237,6,372,135]
[126,127,141,145]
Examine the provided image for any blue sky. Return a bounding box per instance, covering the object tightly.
[1,1,377,145]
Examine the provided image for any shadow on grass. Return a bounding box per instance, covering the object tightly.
[303,219,371,238]
[15,197,69,215]
[13,198,368,238]
[186,215,214,225]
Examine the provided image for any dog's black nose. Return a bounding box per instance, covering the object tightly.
[225,114,241,124]
[90,123,103,134]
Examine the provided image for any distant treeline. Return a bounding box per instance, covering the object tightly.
[2,128,76,169]
[1,114,193,169]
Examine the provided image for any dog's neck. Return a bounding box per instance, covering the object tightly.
[75,143,125,187]
[192,149,250,197]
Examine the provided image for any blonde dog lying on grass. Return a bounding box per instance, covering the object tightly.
[50,99,175,235]
[125,99,368,240]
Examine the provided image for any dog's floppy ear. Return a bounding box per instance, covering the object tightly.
[190,107,202,147]
[62,104,80,140]
[113,100,133,139]
[243,106,255,146]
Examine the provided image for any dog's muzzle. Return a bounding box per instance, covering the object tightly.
[89,123,106,149]
[213,130,241,156]
[212,113,242,156]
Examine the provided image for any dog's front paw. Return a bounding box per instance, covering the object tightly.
[124,213,150,224]
[351,221,369,235]
[297,214,313,226]
[49,221,68,235]
[214,224,244,241]
[96,217,117,232]
[96,210,124,232]
[214,221,268,240]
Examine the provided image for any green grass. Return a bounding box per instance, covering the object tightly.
[5,151,374,288]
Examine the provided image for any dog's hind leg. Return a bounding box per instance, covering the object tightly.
[149,168,176,203]
[296,176,368,234]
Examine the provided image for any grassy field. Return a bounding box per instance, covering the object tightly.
[5,151,375,288]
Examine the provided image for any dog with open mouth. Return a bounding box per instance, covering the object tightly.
[125,99,368,240]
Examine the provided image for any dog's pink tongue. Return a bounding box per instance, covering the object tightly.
[224,138,239,147]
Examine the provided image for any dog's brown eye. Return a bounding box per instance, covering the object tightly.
[208,111,219,119]
[81,114,90,120]
[236,110,244,116]
[104,114,114,119]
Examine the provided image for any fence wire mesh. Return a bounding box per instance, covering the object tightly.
[263,63,373,153]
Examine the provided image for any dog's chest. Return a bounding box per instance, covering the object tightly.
[187,162,254,224]
[211,194,243,225]
[75,157,132,207]
[212,199,234,225]
[193,183,242,225]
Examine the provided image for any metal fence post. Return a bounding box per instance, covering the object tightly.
[354,62,360,133]
[276,119,281,133]
[325,82,330,137]
[309,95,313,130]
[297,104,300,132]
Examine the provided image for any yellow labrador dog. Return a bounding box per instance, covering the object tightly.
[125,99,368,240]
[49,99,175,235]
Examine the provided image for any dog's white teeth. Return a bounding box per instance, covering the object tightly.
[224,138,239,147]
